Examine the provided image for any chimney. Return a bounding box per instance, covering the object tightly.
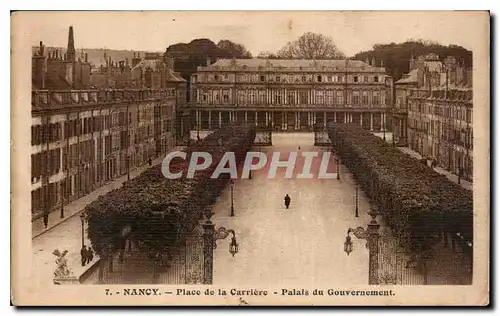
[39,41,44,56]
[132,52,141,67]
[85,53,88,63]
[206,56,211,66]
[67,26,76,62]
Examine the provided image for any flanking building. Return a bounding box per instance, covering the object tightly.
[31,26,187,220]
[394,53,473,181]
[188,58,392,132]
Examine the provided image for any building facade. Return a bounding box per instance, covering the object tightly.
[188,58,391,132]
[31,27,187,220]
[397,54,473,181]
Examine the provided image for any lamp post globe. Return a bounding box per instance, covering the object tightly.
[229,236,239,257]
[344,235,353,256]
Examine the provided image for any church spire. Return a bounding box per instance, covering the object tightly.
[67,26,76,62]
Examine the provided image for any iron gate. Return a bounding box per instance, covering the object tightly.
[314,125,331,146]
[377,234,473,285]
[254,129,272,146]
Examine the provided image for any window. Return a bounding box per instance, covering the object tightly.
[373,91,380,105]
[317,75,322,82]
[276,76,281,82]
[223,94,229,102]
[202,94,207,101]
[362,91,368,105]
[337,76,343,82]
[301,76,306,82]
[363,76,368,83]
[192,75,197,83]
[374,76,379,83]
[353,76,359,83]
[352,91,360,104]
[214,75,219,81]
[336,91,344,104]
[327,76,332,82]
[224,74,228,80]
[260,75,265,82]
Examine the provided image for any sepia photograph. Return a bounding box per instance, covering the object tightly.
[10,10,490,306]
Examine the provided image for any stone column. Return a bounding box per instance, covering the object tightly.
[265,112,269,126]
[360,113,363,127]
[208,111,212,129]
[334,112,337,123]
[344,112,347,123]
[202,215,215,284]
[367,210,380,285]
[219,111,222,128]
[370,113,374,131]
[323,112,327,127]
[245,111,248,122]
[255,111,258,127]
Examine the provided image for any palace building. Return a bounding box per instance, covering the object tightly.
[188,58,392,132]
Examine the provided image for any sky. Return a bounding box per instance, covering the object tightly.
[14,11,487,57]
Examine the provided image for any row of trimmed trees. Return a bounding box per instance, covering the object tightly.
[328,123,473,253]
[84,123,256,260]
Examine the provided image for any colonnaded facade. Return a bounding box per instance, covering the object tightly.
[188,58,392,132]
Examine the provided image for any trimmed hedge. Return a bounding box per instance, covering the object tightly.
[328,123,472,252]
[85,123,256,257]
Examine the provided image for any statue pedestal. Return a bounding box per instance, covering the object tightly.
[53,276,79,285]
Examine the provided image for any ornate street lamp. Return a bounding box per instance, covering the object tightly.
[230,180,235,217]
[344,207,381,285]
[229,232,239,257]
[202,210,239,284]
[344,234,353,255]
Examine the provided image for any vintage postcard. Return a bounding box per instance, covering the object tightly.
[11,11,490,306]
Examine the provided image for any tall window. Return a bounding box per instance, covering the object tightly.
[260,75,265,82]
[373,91,380,105]
[374,76,379,83]
[362,91,368,105]
[352,91,360,104]
[317,75,322,82]
[353,76,359,83]
[336,91,344,104]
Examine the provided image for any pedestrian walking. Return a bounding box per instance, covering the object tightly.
[43,210,49,229]
[148,158,152,166]
[86,247,94,264]
[284,194,291,209]
[81,245,87,267]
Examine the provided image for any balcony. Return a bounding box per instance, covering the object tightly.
[185,102,388,111]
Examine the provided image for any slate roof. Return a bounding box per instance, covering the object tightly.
[206,58,385,72]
